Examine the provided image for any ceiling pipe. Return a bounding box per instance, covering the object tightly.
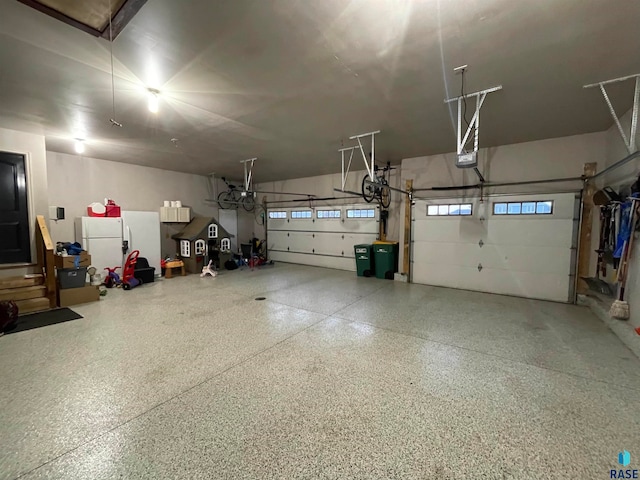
[253,190,317,197]
[266,195,361,205]
[413,184,480,192]
[587,150,640,181]
[412,176,584,192]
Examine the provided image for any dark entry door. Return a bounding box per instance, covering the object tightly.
[0,152,30,264]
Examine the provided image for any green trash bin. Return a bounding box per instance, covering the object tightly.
[354,244,374,277]
[373,241,399,279]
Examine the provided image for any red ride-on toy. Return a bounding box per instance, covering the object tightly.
[122,250,140,290]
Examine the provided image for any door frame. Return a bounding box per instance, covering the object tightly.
[1,149,37,266]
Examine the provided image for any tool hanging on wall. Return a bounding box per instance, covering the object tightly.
[610,197,639,319]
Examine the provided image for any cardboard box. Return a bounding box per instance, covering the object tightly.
[55,252,91,269]
[58,284,100,307]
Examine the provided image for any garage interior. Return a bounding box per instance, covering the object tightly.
[1,0,640,478]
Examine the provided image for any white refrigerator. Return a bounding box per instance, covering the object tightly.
[121,211,161,275]
[75,213,162,278]
[75,217,123,276]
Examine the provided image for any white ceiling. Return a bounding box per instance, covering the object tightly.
[0,0,638,182]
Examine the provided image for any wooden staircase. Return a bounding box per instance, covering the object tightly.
[0,216,57,315]
[0,274,50,314]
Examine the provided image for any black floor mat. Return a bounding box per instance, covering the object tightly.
[4,308,83,334]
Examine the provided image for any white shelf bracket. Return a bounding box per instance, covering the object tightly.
[339,146,356,192]
[350,130,380,179]
[445,85,502,155]
[584,73,640,155]
[240,158,257,193]
[338,130,381,192]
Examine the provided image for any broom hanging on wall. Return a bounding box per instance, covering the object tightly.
[610,197,639,320]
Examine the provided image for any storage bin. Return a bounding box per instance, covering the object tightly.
[58,267,88,289]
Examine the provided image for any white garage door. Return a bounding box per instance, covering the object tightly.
[411,193,579,302]
[267,204,378,271]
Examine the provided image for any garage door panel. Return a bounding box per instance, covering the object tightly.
[413,243,482,268]
[412,265,480,291]
[475,269,570,302]
[267,231,289,252]
[342,220,378,234]
[479,245,572,275]
[412,265,569,302]
[411,219,486,243]
[483,219,574,247]
[286,219,315,231]
[314,232,346,256]
[269,251,356,271]
[288,232,313,253]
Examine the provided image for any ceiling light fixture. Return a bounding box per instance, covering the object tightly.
[148,88,160,113]
[74,139,85,154]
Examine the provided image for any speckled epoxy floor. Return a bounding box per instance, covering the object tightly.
[1,263,639,479]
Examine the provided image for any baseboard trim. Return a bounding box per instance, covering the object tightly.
[578,294,640,359]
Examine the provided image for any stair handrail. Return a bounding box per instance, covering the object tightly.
[35,215,56,308]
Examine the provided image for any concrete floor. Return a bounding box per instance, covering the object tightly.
[1,263,639,479]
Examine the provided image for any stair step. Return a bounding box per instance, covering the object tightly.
[16,297,51,315]
[0,263,37,271]
[0,274,44,289]
[0,285,46,302]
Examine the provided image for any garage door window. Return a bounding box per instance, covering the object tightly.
[347,209,375,218]
[291,211,312,219]
[269,211,287,219]
[427,203,472,216]
[493,201,554,215]
[317,210,341,219]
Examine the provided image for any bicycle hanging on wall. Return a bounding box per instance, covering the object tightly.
[362,161,393,208]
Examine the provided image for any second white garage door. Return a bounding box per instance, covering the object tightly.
[267,204,379,271]
[411,193,579,302]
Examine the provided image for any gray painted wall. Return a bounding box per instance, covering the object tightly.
[46,151,223,257]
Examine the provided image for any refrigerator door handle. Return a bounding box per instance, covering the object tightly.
[123,226,131,254]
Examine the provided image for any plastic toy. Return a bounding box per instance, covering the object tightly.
[103,266,121,288]
[121,250,141,290]
[200,260,217,277]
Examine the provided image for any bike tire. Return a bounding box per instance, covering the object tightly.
[380,180,391,209]
[217,191,234,209]
[362,174,375,203]
[242,192,255,212]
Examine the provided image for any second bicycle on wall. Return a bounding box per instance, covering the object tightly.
[218,177,255,211]
[362,161,393,208]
